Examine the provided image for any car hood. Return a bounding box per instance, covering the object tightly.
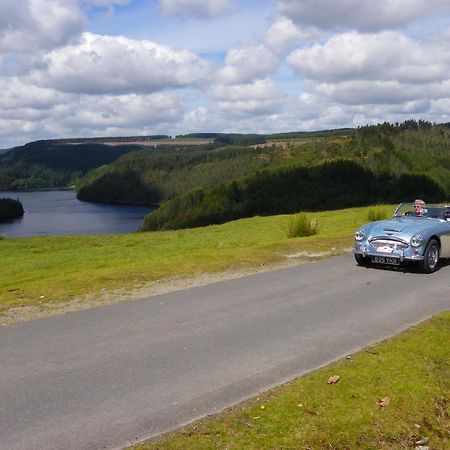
[364,217,438,239]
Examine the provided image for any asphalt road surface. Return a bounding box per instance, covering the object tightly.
[1,254,449,450]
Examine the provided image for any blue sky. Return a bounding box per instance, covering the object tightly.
[0,0,449,148]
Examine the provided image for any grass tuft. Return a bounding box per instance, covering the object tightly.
[286,213,319,238]
[367,206,390,221]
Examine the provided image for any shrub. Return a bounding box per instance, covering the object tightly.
[367,206,389,221]
[286,213,318,238]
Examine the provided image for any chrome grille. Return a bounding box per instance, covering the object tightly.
[369,238,409,251]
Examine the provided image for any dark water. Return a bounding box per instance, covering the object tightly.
[0,190,155,237]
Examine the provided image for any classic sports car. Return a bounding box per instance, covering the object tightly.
[354,203,450,273]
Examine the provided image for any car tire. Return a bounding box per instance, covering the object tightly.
[355,253,369,266]
[420,239,440,273]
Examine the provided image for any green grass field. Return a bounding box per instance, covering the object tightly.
[131,313,450,449]
[0,205,389,321]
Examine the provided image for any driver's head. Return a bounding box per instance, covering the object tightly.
[414,199,425,214]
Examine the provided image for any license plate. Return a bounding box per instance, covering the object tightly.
[377,246,393,253]
[371,256,400,266]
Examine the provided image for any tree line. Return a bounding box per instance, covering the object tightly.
[140,159,446,231]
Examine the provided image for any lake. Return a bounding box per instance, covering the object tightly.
[0,190,155,237]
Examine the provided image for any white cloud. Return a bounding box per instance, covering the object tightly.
[206,79,286,117]
[276,0,450,31]
[61,93,185,130]
[30,33,212,95]
[216,44,278,84]
[265,16,320,55]
[86,0,132,6]
[0,78,66,112]
[0,0,85,54]
[288,31,450,84]
[159,0,235,18]
[315,80,425,105]
[0,78,187,146]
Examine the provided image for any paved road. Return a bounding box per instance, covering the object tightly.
[1,254,449,450]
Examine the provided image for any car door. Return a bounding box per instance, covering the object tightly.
[440,220,450,258]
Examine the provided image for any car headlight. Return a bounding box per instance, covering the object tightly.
[410,235,423,247]
[355,229,365,241]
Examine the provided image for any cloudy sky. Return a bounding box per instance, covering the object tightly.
[0,0,449,148]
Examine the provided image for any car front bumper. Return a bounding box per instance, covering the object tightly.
[353,243,425,262]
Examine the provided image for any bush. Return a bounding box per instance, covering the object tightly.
[286,213,318,238]
[367,206,390,221]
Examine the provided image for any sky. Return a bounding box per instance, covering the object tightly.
[0,0,449,148]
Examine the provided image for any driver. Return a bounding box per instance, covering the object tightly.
[413,199,426,216]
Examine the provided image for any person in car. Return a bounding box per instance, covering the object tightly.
[413,199,426,216]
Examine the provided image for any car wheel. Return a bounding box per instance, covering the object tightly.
[355,253,369,266]
[420,239,440,273]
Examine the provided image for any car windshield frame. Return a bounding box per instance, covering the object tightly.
[393,203,448,220]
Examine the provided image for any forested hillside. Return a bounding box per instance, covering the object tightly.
[0,141,149,190]
[77,121,449,209]
[140,160,445,231]
[76,143,307,204]
[76,129,361,205]
[138,121,449,230]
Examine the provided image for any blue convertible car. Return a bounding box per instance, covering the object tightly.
[354,202,450,273]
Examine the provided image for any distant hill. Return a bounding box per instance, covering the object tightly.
[77,122,450,212]
[0,135,215,191]
[24,135,170,145]
[0,141,149,190]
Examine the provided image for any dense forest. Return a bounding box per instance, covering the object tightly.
[0,141,149,190]
[137,121,450,230]
[77,121,449,207]
[140,160,445,231]
[76,130,360,204]
[0,198,24,221]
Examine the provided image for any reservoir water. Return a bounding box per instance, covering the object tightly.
[0,190,154,237]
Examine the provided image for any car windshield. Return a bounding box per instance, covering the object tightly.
[393,203,449,220]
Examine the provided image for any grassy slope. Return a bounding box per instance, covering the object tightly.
[0,205,385,319]
[133,313,450,449]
